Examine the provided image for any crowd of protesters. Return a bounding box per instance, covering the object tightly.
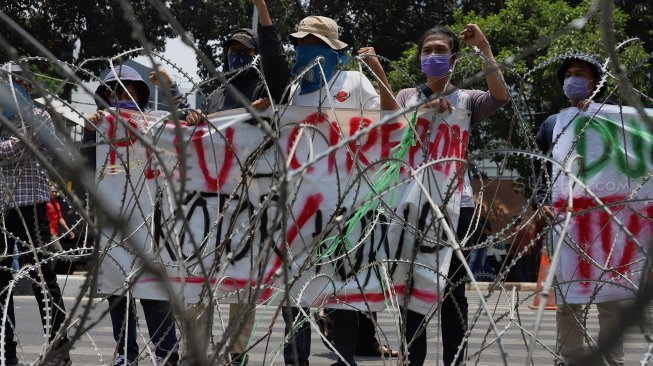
[0,0,633,365]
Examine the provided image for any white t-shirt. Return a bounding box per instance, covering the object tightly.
[289,70,380,110]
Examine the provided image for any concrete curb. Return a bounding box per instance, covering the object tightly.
[16,273,539,298]
[465,281,538,292]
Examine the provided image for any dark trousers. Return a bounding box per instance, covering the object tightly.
[329,310,381,366]
[0,203,70,359]
[355,311,380,354]
[282,306,311,366]
[441,255,468,366]
[108,295,179,364]
[330,309,357,366]
[403,206,473,366]
[506,254,528,282]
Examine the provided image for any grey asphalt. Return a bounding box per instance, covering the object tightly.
[8,276,652,365]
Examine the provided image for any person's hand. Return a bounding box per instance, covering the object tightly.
[68,231,75,239]
[251,98,271,110]
[251,0,273,26]
[542,205,555,219]
[576,99,593,110]
[149,68,174,88]
[85,111,103,131]
[421,97,452,114]
[459,24,490,50]
[357,47,383,73]
[536,205,556,227]
[185,109,205,126]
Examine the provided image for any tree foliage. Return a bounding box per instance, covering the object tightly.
[1,0,172,100]
[2,0,651,186]
[170,0,305,80]
[170,0,483,79]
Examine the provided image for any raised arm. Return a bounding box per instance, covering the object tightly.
[460,24,508,102]
[358,47,398,110]
[253,0,290,104]
[253,0,272,26]
[149,68,191,110]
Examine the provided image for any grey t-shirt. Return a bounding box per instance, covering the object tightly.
[396,87,506,207]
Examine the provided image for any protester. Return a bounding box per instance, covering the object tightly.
[89,64,187,366]
[467,204,492,276]
[532,54,626,366]
[485,237,507,276]
[88,66,190,127]
[286,18,396,110]
[46,185,75,255]
[315,309,398,358]
[0,63,73,366]
[395,24,508,366]
[203,0,289,116]
[281,14,397,366]
[189,1,291,364]
[504,217,534,282]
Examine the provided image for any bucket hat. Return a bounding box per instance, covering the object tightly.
[289,16,348,50]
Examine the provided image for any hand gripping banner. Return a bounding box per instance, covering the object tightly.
[95,106,470,316]
[551,103,653,304]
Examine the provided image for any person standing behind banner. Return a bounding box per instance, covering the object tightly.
[87,65,189,366]
[46,185,75,255]
[0,64,73,366]
[188,1,290,365]
[505,217,531,282]
[467,204,492,276]
[283,14,397,366]
[532,53,626,366]
[394,25,508,366]
[203,0,289,115]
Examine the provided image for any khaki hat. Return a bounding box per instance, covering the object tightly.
[290,16,348,50]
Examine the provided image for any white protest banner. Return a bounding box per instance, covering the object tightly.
[96,106,470,315]
[551,104,653,304]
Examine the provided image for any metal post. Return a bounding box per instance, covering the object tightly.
[252,7,259,33]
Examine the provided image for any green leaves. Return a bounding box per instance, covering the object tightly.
[1,0,172,100]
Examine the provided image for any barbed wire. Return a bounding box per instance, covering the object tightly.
[0,1,652,366]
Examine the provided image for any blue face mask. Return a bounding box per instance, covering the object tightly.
[227,52,254,70]
[420,54,451,78]
[291,44,345,95]
[111,100,140,111]
[563,76,591,103]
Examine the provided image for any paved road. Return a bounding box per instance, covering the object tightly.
[9,290,652,366]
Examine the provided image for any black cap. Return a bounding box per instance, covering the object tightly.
[225,28,258,51]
